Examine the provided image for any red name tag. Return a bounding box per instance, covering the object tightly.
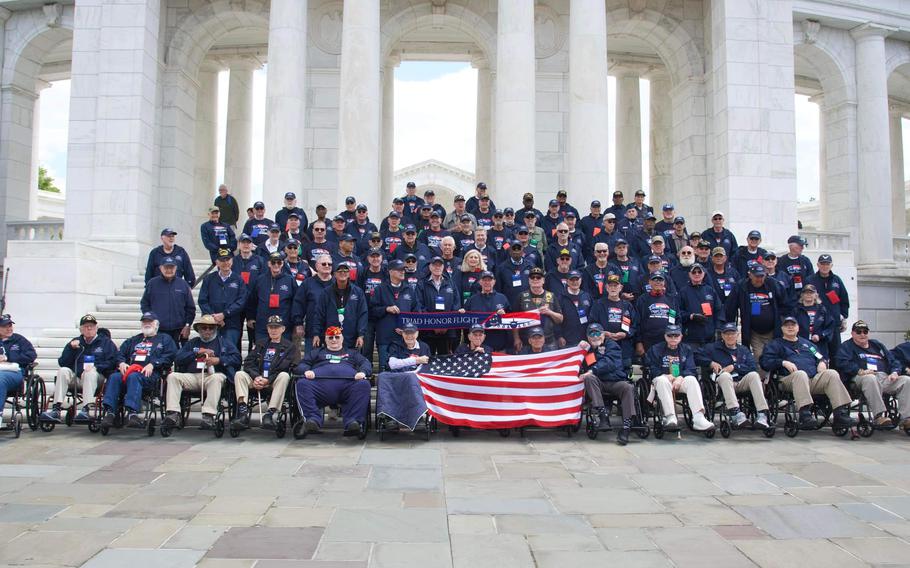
[701,302,713,316]
[269,293,280,308]
[241,271,250,284]
[585,352,597,366]
[826,290,840,304]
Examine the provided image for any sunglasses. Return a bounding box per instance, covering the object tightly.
[854,329,869,335]
[595,250,608,254]
[557,230,569,234]
[313,227,326,232]
[319,262,333,267]
[690,269,703,274]
[588,331,603,338]
[680,252,693,256]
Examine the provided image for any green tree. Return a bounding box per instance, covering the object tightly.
[38,166,60,193]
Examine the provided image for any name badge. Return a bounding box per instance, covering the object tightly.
[337,307,345,325]
[134,349,148,363]
[668,309,676,325]
[794,275,803,289]
[83,355,95,370]
[512,273,522,287]
[196,355,206,371]
[751,302,761,316]
[435,296,445,310]
[577,308,588,324]
[621,316,631,333]
[867,360,878,372]
[219,236,227,245]
[263,360,271,379]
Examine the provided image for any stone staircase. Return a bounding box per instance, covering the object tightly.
[32,260,216,382]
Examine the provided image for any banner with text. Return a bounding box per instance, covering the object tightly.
[396,310,541,331]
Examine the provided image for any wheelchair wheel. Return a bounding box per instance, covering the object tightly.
[146,416,156,437]
[425,416,436,441]
[88,420,100,433]
[784,415,798,437]
[636,423,651,439]
[293,419,307,440]
[100,424,111,436]
[229,426,240,438]
[719,420,731,438]
[704,426,716,439]
[214,416,225,439]
[498,428,511,437]
[857,415,874,438]
[159,423,172,438]
[653,416,664,439]
[64,406,75,427]
[763,425,776,438]
[40,421,55,432]
[586,416,598,440]
[832,424,848,437]
[377,417,386,441]
[13,412,22,438]
[26,377,46,431]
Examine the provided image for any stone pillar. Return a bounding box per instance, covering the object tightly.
[810,94,827,230]
[568,0,609,207]
[28,81,51,220]
[224,58,258,212]
[709,0,797,249]
[0,87,38,227]
[262,0,308,210]
[669,77,709,229]
[614,71,642,192]
[889,104,906,236]
[852,23,895,266]
[495,0,536,203]
[337,0,381,213]
[193,61,220,229]
[649,70,672,208]
[474,57,493,188]
[380,55,399,211]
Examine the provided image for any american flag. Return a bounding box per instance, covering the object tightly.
[416,347,585,429]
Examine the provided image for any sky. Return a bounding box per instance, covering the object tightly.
[35,63,906,203]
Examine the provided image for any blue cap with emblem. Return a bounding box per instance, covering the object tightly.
[140,311,158,322]
[0,314,14,326]
[388,259,405,270]
[665,324,682,336]
[161,256,178,266]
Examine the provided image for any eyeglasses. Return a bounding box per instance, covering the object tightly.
[690,269,703,274]
[269,261,283,265]
[588,331,602,338]
[319,262,333,267]
[595,250,608,254]
[406,258,417,262]
[605,220,615,223]
[313,228,326,232]
[854,329,869,335]
[680,252,693,256]
[326,335,342,340]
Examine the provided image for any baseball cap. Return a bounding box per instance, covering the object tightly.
[748,230,762,239]
[345,196,356,204]
[160,228,177,236]
[587,323,604,335]
[269,223,281,232]
[404,224,417,233]
[612,190,623,198]
[404,253,417,262]
[651,235,665,244]
[614,238,628,246]
[607,274,621,284]
[239,233,252,242]
[749,264,766,276]
[647,255,663,264]
[161,256,178,266]
[635,190,646,196]
[649,271,666,281]
[387,259,405,270]
[253,201,265,209]
[721,322,738,333]
[711,210,724,218]
[568,270,582,279]
[662,203,674,211]
[801,284,817,294]
[548,199,559,207]
[430,210,441,218]
[388,211,401,219]
[711,247,727,257]
[517,225,529,234]
[454,194,466,202]
[79,314,97,326]
[664,324,682,336]
[284,192,296,200]
[818,254,833,263]
[558,248,572,258]
[268,252,284,262]
[339,234,356,242]
[479,195,490,201]
[139,311,158,322]
[332,215,345,223]
[604,213,616,220]
[424,189,435,196]
[787,235,804,245]
[430,256,444,265]
[469,323,486,333]
[208,206,220,214]
[367,248,383,257]
[288,212,300,219]
[591,200,601,208]
[674,216,685,224]
[510,240,523,248]
[781,316,798,324]
[370,231,381,240]
[529,267,545,278]
[528,326,545,337]
[503,207,515,215]
[480,271,495,279]
[765,251,777,259]
[334,263,350,272]
[523,211,536,219]
[392,197,404,204]
[401,323,419,333]
[523,192,534,201]
[267,315,286,327]
[556,189,567,197]
[852,320,870,331]
[356,203,368,211]
[689,262,705,272]
[406,181,416,188]
[217,248,233,259]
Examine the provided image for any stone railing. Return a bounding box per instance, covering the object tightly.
[799,230,851,251]
[6,220,64,241]
[894,237,910,265]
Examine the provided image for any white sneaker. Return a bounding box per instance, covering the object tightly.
[0,416,4,429]
[692,413,715,432]
[662,414,679,430]
[754,412,770,430]
[731,411,748,427]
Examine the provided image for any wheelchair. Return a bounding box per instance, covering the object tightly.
[845,377,904,438]
[37,376,109,433]
[159,377,233,439]
[291,375,370,441]
[708,370,777,439]
[583,370,651,441]
[1,364,37,438]
[92,372,164,437]
[769,370,867,439]
[640,365,717,439]
[374,373,436,441]
[228,379,294,439]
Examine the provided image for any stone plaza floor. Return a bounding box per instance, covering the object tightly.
[2,424,910,567]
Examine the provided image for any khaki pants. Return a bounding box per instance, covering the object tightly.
[717,371,768,412]
[852,373,910,417]
[652,374,705,417]
[165,372,225,415]
[779,369,851,409]
[52,367,99,407]
[749,331,774,379]
[234,370,290,410]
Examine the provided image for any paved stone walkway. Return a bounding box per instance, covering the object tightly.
[2,425,910,567]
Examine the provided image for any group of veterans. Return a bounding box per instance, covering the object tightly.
[1,181,905,446]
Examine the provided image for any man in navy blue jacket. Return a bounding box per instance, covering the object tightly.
[141,257,196,347]
[806,254,850,362]
[199,249,249,350]
[200,207,237,262]
[246,252,297,341]
[369,260,423,370]
[274,192,308,233]
[760,316,855,431]
[700,210,737,257]
[311,264,368,350]
[645,325,714,433]
[0,315,36,428]
[835,320,910,431]
[725,264,788,377]
[145,228,196,287]
[101,312,177,428]
[678,263,724,348]
[40,314,118,425]
[580,323,637,445]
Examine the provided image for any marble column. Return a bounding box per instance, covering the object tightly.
[337,0,381,213]
[649,70,672,209]
[810,94,827,230]
[614,71,642,192]
[262,0,307,210]
[193,61,220,227]
[224,58,257,212]
[495,0,535,200]
[28,81,50,220]
[474,57,493,187]
[568,0,609,206]
[852,23,895,266]
[380,56,399,211]
[889,104,906,236]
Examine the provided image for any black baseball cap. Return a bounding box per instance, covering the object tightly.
[284,192,296,200]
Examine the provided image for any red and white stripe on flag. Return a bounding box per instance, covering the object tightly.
[416,347,585,429]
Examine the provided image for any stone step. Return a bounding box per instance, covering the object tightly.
[92,310,142,319]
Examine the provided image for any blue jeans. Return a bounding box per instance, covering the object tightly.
[221,327,242,352]
[0,369,24,413]
[296,378,371,428]
[363,321,376,363]
[103,371,157,413]
[377,342,390,373]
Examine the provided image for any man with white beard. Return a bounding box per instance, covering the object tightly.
[669,246,704,292]
[100,312,177,428]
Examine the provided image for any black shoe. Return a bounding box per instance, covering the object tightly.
[833,406,857,429]
[305,418,321,433]
[260,410,276,430]
[597,408,612,431]
[100,409,115,428]
[74,407,92,424]
[161,411,180,428]
[39,404,63,424]
[617,428,630,446]
[199,414,216,430]
[231,404,250,430]
[343,421,361,437]
[799,408,819,430]
[126,412,144,428]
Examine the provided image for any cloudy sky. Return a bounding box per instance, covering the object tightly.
[37,63,905,204]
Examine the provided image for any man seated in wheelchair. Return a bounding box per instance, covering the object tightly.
[698,322,771,430]
[645,324,715,433]
[296,326,372,436]
[101,312,177,428]
[232,315,299,430]
[579,323,637,445]
[163,314,242,430]
[377,323,431,431]
[760,316,856,431]
[0,314,36,429]
[41,314,118,424]
[835,320,910,431]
